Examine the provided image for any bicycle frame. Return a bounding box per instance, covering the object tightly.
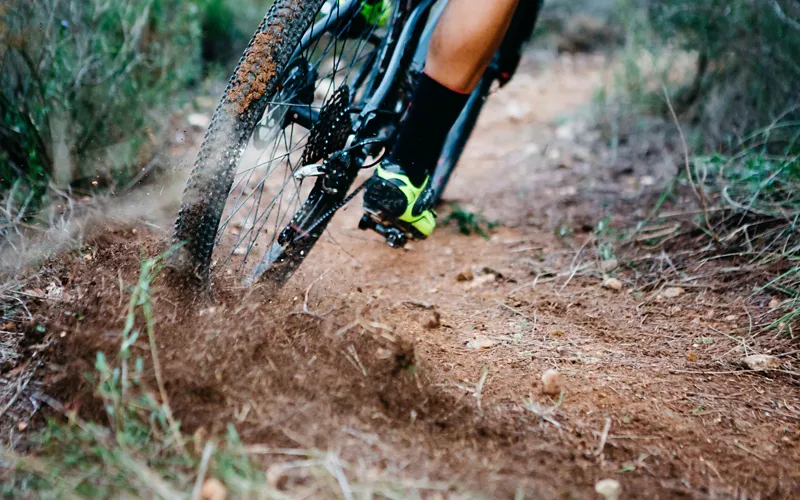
[290,0,445,139]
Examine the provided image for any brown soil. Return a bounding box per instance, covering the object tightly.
[9,53,800,498]
[228,29,280,115]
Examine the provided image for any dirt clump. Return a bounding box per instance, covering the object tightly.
[227,29,280,115]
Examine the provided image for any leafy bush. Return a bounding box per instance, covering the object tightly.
[625,0,800,147]
[0,0,202,206]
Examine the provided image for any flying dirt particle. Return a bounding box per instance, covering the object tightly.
[201,478,227,500]
[267,465,288,490]
[541,369,563,396]
[661,287,685,299]
[595,479,621,500]
[466,336,497,350]
[601,277,623,291]
[741,354,781,371]
[457,269,474,282]
[187,113,211,130]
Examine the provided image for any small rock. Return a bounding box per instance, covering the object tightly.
[595,479,621,500]
[724,314,737,322]
[769,297,781,309]
[200,478,227,500]
[17,421,27,432]
[456,269,474,282]
[602,278,623,291]
[661,287,685,299]
[640,175,655,186]
[83,253,93,262]
[187,113,211,130]
[741,354,780,371]
[466,336,497,350]
[599,259,619,272]
[733,418,751,431]
[541,369,563,396]
[687,351,697,362]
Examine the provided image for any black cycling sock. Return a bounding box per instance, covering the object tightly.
[389,72,470,187]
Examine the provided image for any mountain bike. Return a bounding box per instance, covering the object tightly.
[171,0,542,287]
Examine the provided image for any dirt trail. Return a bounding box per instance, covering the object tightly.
[15,53,800,498]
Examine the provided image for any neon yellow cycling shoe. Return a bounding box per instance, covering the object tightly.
[363,162,436,239]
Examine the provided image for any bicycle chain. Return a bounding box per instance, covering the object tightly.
[299,180,369,239]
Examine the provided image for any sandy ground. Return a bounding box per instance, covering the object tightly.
[5,52,800,498]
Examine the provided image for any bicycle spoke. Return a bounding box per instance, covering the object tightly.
[215,0,383,279]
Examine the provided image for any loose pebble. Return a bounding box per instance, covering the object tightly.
[595,479,621,500]
[200,478,227,500]
[541,369,563,396]
[661,287,685,298]
[602,278,623,291]
[741,354,780,371]
[466,336,497,350]
[457,269,474,282]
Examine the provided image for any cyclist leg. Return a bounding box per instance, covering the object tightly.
[364,0,522,238]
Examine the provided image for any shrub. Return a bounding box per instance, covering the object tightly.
[0,0,202,207]
[636,0,799,147]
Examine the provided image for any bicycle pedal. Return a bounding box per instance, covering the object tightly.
[358,213,410,249]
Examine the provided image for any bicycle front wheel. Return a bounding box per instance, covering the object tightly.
[172,0,391,286]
